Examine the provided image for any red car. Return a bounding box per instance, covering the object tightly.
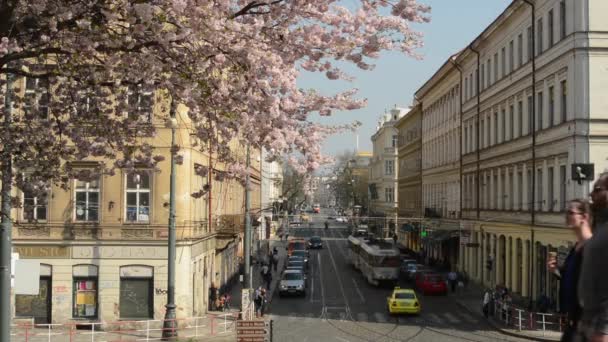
[415,273,447,295]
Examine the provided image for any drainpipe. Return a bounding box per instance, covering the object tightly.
[522,0,537,303]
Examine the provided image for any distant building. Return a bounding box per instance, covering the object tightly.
[260,150,283,238]
[370,107,408,234]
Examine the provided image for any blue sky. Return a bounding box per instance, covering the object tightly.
[299,0,511,157]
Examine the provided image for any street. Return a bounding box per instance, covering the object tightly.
[268,211,530,342]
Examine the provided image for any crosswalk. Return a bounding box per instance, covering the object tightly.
[274,310,480,326]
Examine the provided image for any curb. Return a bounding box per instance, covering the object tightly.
[454,299,560,342]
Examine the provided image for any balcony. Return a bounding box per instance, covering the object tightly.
[384,147,396,154]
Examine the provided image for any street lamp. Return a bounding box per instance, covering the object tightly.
[162,109,178,339]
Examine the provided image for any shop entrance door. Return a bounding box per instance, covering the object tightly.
[15,277,52,324]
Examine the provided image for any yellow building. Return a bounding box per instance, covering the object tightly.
[395,105,423,252]
[10,78,261,324]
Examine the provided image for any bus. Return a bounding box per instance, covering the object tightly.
[347,235,400,286]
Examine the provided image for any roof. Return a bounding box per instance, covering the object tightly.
[393,288,415,293]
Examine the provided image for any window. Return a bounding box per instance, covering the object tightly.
[538,92,544,130]
[120,266,154,319]
[509,105,514,140]
[527,27,533,62]
[487,59,491,86]
[500,173,505,210]
[518,33,524,67]
[127,85,153,122]
[385,160,394,175]
[501,47,506,78]
[548,10,554,48]
[385,187,395,203]
[75,178,100,222]
[481,64,485,90]
[493,112,498,145]
[486,175,491,209]
[518,101,523,137]
[22,188,47,222]
[518,170,523,210]
[486,115,491,147]
[465,77,469,100]
[548,167,554,211]
[493,53,499,82]
[537,18,544,55]
[24,77,49,118]
[527,169,533,210]
[475,69,479,95]
[464,127,468,154]
[126,172,151,222]
[469,73,474,98]
[527,95,533,135]
[561,80,567,122]
[560,1,566,39]
[509,40,514,73]
[537,169,544,210]
[549,86,555,127]
[560,165,567,211]
[391,135,398,148]
[493,174,498,210]
[481,119,485,148]
[73,90,97,118]
[15,265,52,324]
[73,265,98,319]
[501,109,506,142]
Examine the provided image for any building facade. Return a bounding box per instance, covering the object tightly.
[260,150,283,239]
[369,108,407,233]
[405,0,608,307]
[395,105,423,252]
[10,81,262,324]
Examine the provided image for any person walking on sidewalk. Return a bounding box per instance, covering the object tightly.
[264,271,272,290]
[272,251,279,272]
[548,199,591,341]
[483,289,491,318]
[260,288,268,317]
[448,270,457,293]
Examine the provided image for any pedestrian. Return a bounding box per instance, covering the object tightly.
[392,233,397,245]
[265,271,272,290]
[462,270,469,289]
[224,293,231,311]
[448,270,457,293]
[254,286,263,317]
[578,174,608,342]
[260,288,268,317]
[261,263,269,278]
[483,289,491,318]
[285,231,290,241]
[548,199,592,342]
[209,282,218,311]
[272,252,279,272]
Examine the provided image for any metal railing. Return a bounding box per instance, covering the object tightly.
[491,298,564,336]
[9,313,239,342]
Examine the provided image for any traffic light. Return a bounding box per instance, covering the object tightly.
[420,225,427,238]
[486,259,493,271]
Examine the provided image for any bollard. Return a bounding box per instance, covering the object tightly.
[48,324,52,342]
[91,323,95,342]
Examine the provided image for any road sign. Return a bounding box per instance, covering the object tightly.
[236,320,271,341]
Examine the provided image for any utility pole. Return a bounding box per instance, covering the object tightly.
[0,64,15,342]
[244,146,252,289]
[162,100,178,339]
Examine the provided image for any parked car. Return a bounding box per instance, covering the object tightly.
[415,272,447,295]
[308,236,323,249]
[387,287,421,315]
[290,250,309,266]
[287,239,308,256]
[399,259,417,275]
[285,259,306,274]
[278,270,306,297]
[404,263,426,280]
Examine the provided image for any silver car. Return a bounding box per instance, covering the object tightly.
[278,270,306,297]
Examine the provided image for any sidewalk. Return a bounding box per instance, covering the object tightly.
[223,238,287,314]
[452,282,562,342]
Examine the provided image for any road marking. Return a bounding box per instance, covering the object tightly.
[427,313,441,323]
[309,253,315,303]
[460,312,478,324]
[374,312,387,323]
[356,312,368,322]
[318,252,326,306]
[326,239,350,309]
[351,278,365,303]
[444,312,461,324]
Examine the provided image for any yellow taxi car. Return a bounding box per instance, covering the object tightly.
[387,287,420,315]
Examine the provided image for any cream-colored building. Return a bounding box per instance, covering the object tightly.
[10,80,261,324]
[405,0,608,306]
[369,108,407,233]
